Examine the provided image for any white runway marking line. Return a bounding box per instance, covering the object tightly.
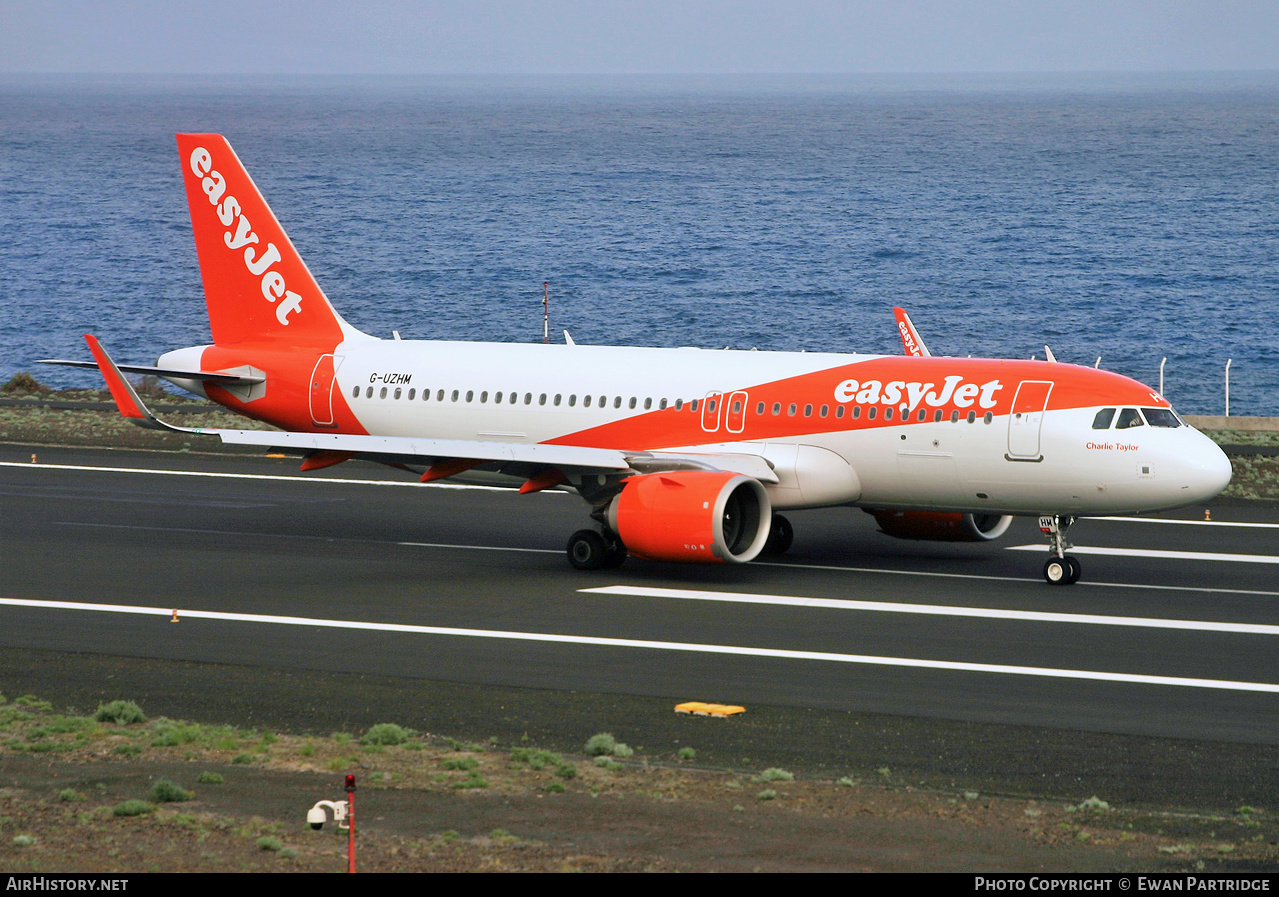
[59,522,562,554]
[1097,516,1279,530]
[580,586,1279,636]
[1008,545,1279,565]
[0,460,562,494]
[2,596,1277,695]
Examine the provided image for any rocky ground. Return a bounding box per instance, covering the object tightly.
[0,695,1275,873]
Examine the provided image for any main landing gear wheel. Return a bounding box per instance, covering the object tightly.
[1043,555,1081,586]
[567,529,627,570]
[762,514,794,556]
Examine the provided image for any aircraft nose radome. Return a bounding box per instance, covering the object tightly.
[1181,438,1233,502]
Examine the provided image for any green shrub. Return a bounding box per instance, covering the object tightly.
[57,789,83,802]
[149,780,193,803]
[442,757,479,771]
[511,748,562,769]
[611,743,634,758]
[112,800,154,817]
[196,772,224,785]
[1,373,48,395]
[14,696,52,712]
[256,836,283,852]
[585,733,617,755]
[149,719,199,746]
[12,835,35,847]
[95,701,145,725]
[446,738,487,752]
[677,747,696,761]
[757,767,794,782]
[554,763,577,780]
[757,789,777,801]
[452,773,489,790]
[360,723,412,746]
[44,716,94,734]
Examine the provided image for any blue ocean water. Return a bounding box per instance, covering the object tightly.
[2,73,1277,415]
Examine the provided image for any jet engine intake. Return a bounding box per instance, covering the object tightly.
[870,510,1014,542]
[607,471,771,564]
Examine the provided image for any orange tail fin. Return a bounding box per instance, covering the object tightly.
[176,134,369,349]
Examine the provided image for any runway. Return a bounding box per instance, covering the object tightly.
[1,444,1276,759]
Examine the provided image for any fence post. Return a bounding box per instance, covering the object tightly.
[1225,358,1232,417]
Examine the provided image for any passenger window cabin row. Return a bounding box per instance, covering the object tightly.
[351,385,999,425]
[354,385,673,410]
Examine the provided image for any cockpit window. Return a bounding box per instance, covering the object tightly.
[1115,408,1145,429]
[1142,407,1181,428]
[1091,408,1116,430]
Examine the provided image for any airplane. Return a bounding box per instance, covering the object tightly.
[42,134,1233,585]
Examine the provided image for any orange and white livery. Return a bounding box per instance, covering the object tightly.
[47,134,1233,584]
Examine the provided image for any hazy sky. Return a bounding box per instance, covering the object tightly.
[3,0,1277,75]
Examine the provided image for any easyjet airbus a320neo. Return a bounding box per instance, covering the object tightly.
[44,134,1232,585]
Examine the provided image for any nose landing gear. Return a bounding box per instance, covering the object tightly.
[1039,515,1081,585]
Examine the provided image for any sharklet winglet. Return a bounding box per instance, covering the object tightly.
[892,307,932,357]
[83,335,203,435]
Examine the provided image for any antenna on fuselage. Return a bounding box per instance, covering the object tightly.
[543,282,549,344]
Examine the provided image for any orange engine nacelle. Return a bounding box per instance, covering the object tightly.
[606,471,771,564]
[871,510,1014,542]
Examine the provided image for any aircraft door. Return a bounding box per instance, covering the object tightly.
[309,354,344,427]
[700,391,723,433]
[1007,380,1053,461]
[725,391,748,433]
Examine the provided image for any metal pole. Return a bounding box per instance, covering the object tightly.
[346,774,356,873]
[1159,357,1166,397]
[1225,359,1232,417]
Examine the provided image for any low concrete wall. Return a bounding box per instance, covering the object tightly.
[1184,415,1279,432]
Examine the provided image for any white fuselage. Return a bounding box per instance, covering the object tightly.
[283,338,1232,516]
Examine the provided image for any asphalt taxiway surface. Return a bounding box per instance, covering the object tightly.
[1,444,1277,807]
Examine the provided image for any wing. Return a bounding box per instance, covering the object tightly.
[78,335,777,490]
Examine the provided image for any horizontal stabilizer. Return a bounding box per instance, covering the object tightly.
[39,358,264,386]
